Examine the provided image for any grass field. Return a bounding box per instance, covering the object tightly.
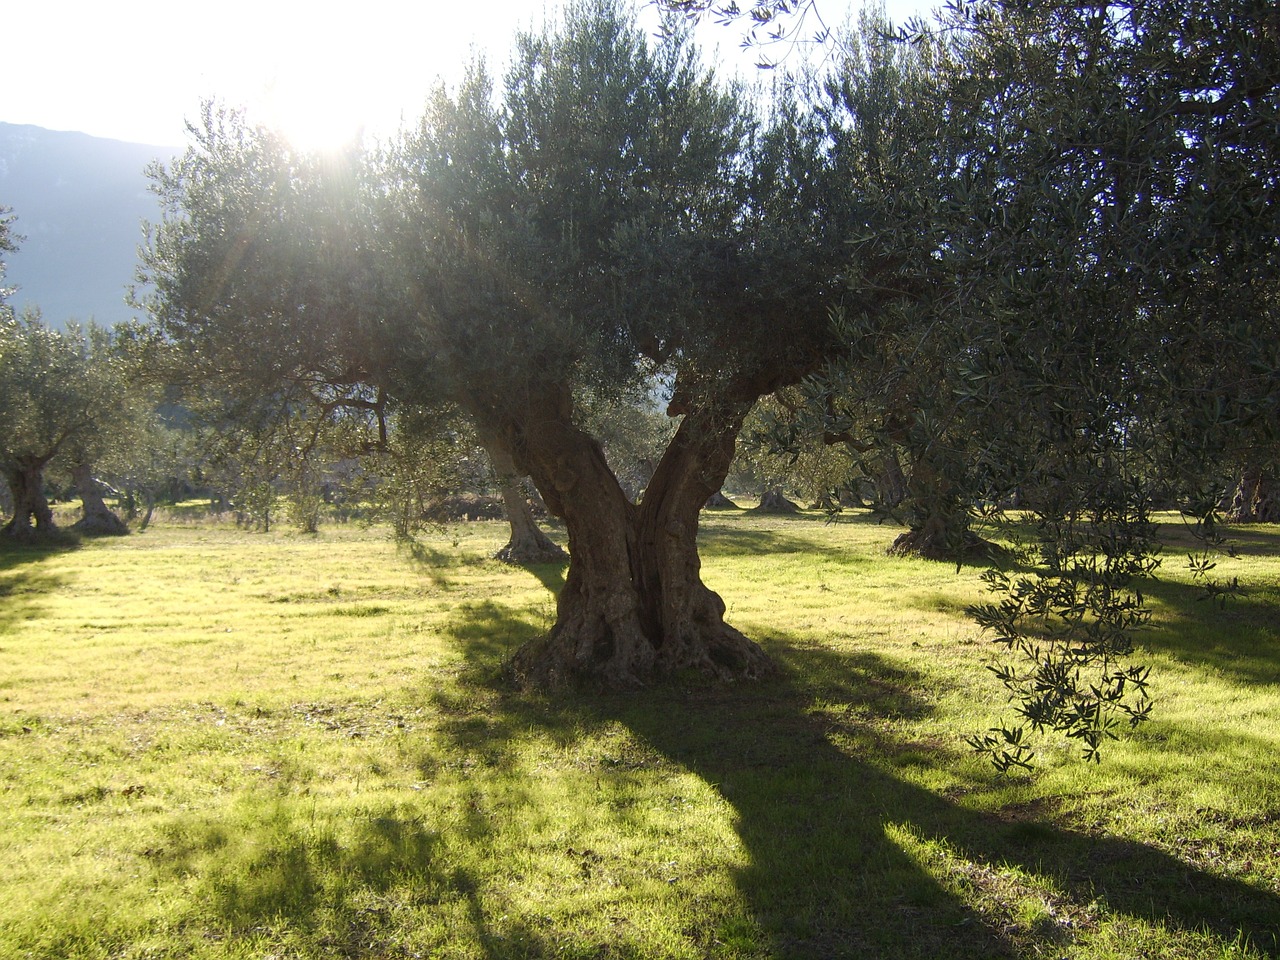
[1,509,1278,959]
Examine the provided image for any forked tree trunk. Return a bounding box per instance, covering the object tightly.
[70,461,129,536]
[503,389,774,687]
[481,434,568,564]
[1,460,58,543]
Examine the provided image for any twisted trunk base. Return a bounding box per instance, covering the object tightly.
[888,525,998,561]
[499,392,775,688]
[753,488,799,514]
[484,436,568,565]
[887,503,999,562]
[494,479,568,564]
[1,461,62,545]
[70,462,129,537]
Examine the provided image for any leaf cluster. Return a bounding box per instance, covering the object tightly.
[0,313,144,477]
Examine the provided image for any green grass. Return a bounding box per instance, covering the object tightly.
[1,511,1278,958]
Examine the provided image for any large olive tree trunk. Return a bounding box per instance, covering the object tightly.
[1,459,58,543]
[874,448,907,509]
[502,389,774,687]
[1226,466,1279,524]
[70,461,129,536]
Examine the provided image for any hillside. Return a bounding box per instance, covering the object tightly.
[0,122,177,326]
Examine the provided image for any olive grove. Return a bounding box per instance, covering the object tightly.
[139,0,1278,722]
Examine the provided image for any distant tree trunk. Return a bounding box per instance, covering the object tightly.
[1226,466,1279,524]
[704,490,738,509]
[138,489,157,531]
[70,462,129,536]
[839,486,866,509]
[1,459,58,543]
[503,388,774,687]
[887,451,991,561]
[754,487,799,513]
[481,433,568,565]
[887,508,977,560]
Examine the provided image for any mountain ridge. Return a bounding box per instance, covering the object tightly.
[0,122,178,326]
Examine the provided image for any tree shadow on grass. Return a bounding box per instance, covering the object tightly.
[442,599,554,676]
[0,539,70,633]
[1159,520,1280,559]
[397,537,459,588]
[615,653,1280,958]
[433,601,1280,959]
[154,799,455,955]
[513,558,567,596]
[697,521,885,565]
[1138,568,1280,687]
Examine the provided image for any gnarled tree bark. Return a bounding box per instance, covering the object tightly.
[499,387,775,688]
[753,487,799,514]
[874,448,907,509]
[886,452,994,561]
[1,458,58,543]
[1226,466,1279,524]
[70,461,129,537]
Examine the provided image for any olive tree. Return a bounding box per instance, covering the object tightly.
[0,314,137,542]
[140,0,876,685]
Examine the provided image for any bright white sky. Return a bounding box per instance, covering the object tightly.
[6,0,931,149]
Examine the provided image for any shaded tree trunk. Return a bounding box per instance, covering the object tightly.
[874,448,907,509]
[482,435,568,565]
[887,451,992,561]
[887,508,984,560]
[1,459,58,543]
[502,388,774,687]
[1226,466,1279,524]
[137,488,157,531]
[70,461,129,536]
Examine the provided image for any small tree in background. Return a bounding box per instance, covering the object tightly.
[0,313,138,543]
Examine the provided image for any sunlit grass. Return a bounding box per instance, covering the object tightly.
[1,510,1277,958]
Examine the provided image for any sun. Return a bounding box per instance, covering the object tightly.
[257,68,372,153]
[240,9,427,154]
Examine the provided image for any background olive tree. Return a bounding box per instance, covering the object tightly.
[0,314,141,542]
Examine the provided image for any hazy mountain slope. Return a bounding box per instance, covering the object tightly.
[0,122,177,325]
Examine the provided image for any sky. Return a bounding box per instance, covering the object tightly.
[6,0,931,149]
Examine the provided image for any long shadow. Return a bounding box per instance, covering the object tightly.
[398,537,458,588]
[435,602,1280,959]
[697,521,885,564]
[1159,520,1280,559]
[515,558,567,595]
[153,800,452,954]
[614,652,1280,957]
[135,594,1280,958]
